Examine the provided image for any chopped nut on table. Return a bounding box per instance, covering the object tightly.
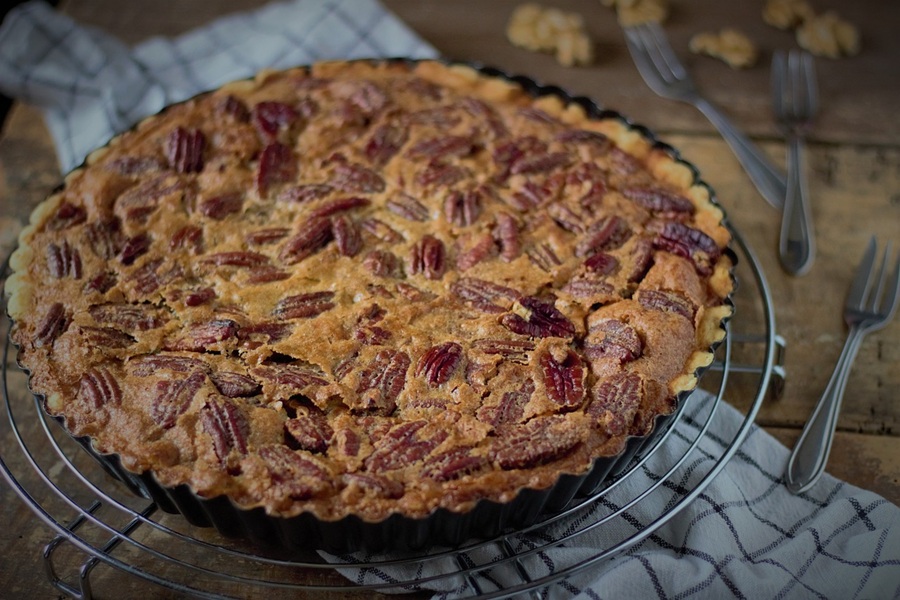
[762,0,815,30]
[688,28,759,69]
[796,11,860,58]
[555,29,595,67]
[603,0,669,26]
[506,3,595,66]
[762,0,861,59]
[507,3,552,51]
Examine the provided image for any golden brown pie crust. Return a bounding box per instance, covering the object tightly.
[6,60,733,524]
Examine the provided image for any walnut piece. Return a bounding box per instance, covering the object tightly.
[506,3,594,67]
[762,0,861,60]
[605,0,669,27]
[688,28,759,69]
[796,11,860,58]
[762,0,814,30]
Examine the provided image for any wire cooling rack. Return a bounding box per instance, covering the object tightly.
[1,226,784,599]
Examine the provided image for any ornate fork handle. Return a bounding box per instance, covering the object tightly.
[779,133,816,275]
[694,97,787,210]
[784,324,868,494]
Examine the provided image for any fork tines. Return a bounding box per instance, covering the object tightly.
[771,50,819,128]
[625,23,689,85]
[849,237,900,323]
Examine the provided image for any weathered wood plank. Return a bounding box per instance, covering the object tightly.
[768,428,900,503]
[383,0,900,145]
[57,0,900,144]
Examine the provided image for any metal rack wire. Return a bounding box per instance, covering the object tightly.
[1,227,784,599]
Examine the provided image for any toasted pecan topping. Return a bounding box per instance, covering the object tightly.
[12,61,731,526]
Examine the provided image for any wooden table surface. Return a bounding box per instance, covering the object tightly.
[1,0,898,597]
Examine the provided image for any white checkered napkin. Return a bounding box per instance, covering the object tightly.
[324,392,900,599]
[0,0,438,173]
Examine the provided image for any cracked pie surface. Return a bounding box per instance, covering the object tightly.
[6,60,733,525]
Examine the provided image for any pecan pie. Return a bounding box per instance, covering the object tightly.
[6,60,733,539]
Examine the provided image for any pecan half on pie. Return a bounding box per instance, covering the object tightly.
[6,60,733,530]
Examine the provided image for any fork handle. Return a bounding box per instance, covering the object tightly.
[694,98,787,210]
[784,326,866,494]
[779,136,816,275]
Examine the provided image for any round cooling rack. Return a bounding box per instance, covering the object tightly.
[1,226,785,600]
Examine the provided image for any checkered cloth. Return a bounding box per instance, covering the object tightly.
[0,2,898,598]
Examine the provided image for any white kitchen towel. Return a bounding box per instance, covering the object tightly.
[0,0,437,173]
[325,391,900,599]
[0,3,898,598]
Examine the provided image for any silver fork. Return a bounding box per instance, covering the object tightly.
[785,237,900,494]
[623,23,787,210]
[772,50,818,276]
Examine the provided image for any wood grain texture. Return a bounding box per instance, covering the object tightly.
[383,0,900,145]
[1,0,898,597]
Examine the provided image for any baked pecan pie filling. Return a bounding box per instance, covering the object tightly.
[7,60,732,523]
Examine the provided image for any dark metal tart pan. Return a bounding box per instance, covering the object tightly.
[12,59,735,554]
